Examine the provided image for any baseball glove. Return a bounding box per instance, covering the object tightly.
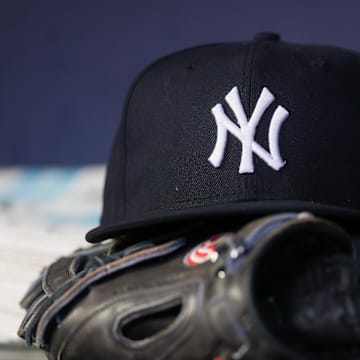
[18,212,360,359]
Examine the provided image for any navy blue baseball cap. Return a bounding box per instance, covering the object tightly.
[86,33,360,243]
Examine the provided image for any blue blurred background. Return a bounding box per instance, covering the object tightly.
[0,0,359,165]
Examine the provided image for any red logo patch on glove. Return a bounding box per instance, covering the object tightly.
[183,235,225,266]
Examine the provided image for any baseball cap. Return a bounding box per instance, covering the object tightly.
[86,32,360,243]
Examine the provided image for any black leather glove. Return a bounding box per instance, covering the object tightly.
[18,213,360,359]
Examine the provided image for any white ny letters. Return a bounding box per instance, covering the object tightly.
[208,86,289,174]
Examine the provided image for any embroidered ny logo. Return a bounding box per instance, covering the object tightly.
[208,86,289,174]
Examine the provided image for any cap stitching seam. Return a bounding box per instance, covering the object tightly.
[135,192,352,215]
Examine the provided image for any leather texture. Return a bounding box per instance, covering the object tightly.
[18,213,360,359]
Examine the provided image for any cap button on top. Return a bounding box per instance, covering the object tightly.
[254,32,281,42]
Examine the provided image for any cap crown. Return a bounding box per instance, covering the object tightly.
[87,35,360,242]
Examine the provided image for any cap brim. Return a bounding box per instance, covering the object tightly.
[86,200,360,243]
